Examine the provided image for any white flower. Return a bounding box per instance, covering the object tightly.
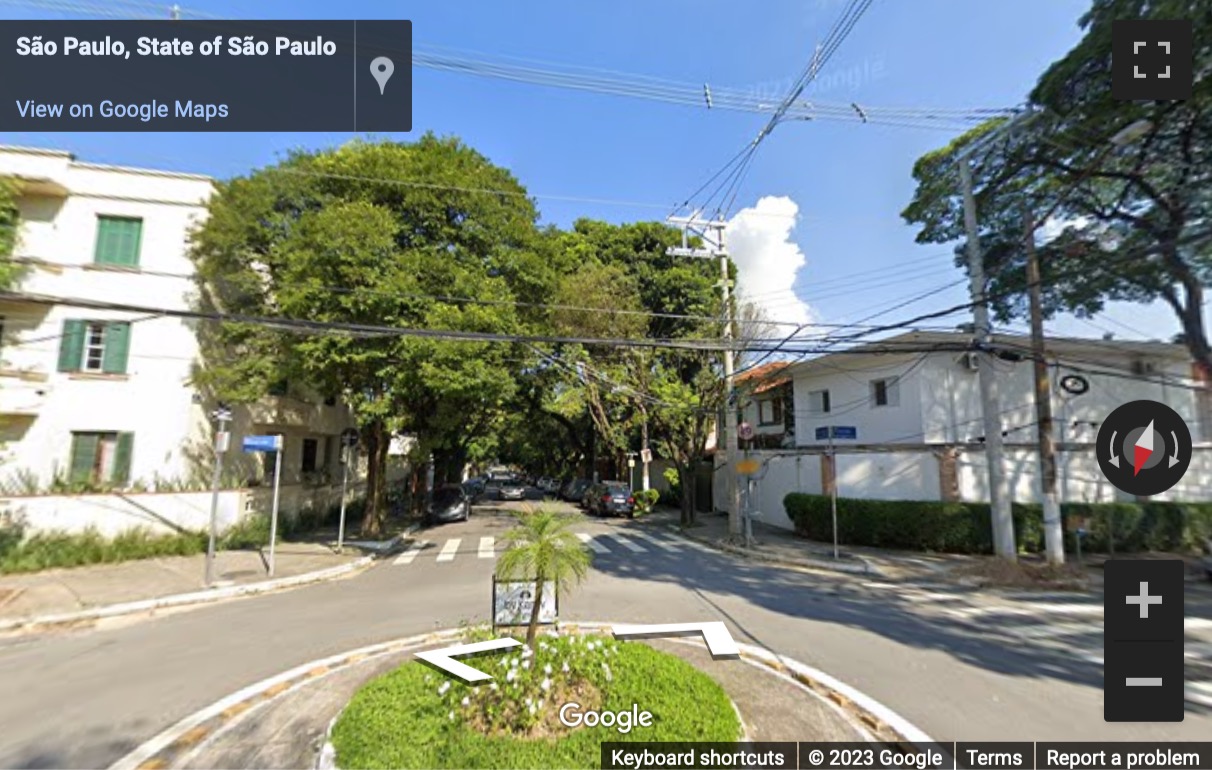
[490,682,498,691]
[544,664,552,675]
[438,681,451,695]
[562,662,570,673]
[522,660,531,669]
[541,677,552,691]
[510,657,519,667]
[602,663,613,682]
[461,696,470,706]
[521,646,534,658]
[448,711,455,720]
[526,697,533,706]
[506,668,516,682]
[529,703,537,714]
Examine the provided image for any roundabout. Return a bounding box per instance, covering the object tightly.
[109,622,925,770]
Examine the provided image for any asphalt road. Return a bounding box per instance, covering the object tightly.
[1,497,1209,768]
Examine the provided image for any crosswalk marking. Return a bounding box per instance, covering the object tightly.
[437,538,461,563]
[479,536,495,559]
[392,540,429,566]
[628,532,681,552]
[577,533,610,553]
[610,534,647,553]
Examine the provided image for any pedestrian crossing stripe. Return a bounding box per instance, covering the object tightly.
[612,535,647,553]
[436,538,460,563]
[629,532,682,552]
[392,540,430,566]
[478,536,494,559]
[577,533,610,553]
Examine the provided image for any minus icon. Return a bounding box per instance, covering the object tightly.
[1125,677,1163,686]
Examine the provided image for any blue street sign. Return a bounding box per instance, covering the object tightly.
[242,434,282,453]
[816,426,858,440]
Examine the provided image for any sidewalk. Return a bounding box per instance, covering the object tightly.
[647,507,1212,592]
[0,542,368,625]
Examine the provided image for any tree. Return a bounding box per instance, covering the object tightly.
[902,0,1212,375]
[0,177,22,288]
[495,507,591,646]
[190,135,544,536]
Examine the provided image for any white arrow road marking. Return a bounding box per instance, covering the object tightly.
[392,540,429,566]
[478,536,495,558]
[437,538,461,563]
[612,621,740,660]
[576,533,610,553]
[1108,430,1120,467]
[415,638,522,683]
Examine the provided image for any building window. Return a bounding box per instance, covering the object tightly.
[302,438,319,473]
[757,397,783,426]
[267,379,289,396]
[808,389,831,414]
[57,320,131,374]
[871,377,899,407]
[69,431,133,485]
[94,216,143,267]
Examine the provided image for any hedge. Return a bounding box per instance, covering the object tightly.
[783,493,1212,555]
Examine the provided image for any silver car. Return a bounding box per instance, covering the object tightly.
[499,481,527,501]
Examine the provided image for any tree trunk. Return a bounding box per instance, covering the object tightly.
[359,421,387,537]
[526,575,544,647]
[677,462,693,527]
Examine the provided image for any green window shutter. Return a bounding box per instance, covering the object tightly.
[94,217,142,267]
[102,322,131,374]
[69,433,99,484]
[57,319,86,372]
[112,433,134,485]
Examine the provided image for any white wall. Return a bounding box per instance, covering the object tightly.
[791,355,924,447]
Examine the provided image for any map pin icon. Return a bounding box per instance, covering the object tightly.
[370,57,394,95]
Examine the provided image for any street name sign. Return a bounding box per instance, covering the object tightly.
[815,425,857,441]
[242,434,282,452]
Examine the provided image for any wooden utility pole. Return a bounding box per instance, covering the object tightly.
[1025,211,1064,564]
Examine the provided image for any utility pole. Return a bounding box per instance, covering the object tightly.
[640,418,651,491]
[667,214,741,537]
[1024,211,1064,564]
[204,404,232,586]
[958,159,1017,560]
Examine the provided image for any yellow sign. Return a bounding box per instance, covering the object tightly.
[736,458,760,475]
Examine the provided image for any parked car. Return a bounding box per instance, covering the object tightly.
[499,480,528,501]
[1203,537,1212,581]
[560,478,591,503]
[585,481,636,518]
[461,478,486,501]
[426,485,471,525]
[484,478,504,500]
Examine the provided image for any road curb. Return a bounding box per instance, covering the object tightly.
[0,554,375,636]
[664,523,879,576]
[110,621,932,770]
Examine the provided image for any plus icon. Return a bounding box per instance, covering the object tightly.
[1126,581,1163,618]
[1112,19,1193,100]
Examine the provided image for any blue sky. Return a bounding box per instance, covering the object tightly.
[0,0,1183,343]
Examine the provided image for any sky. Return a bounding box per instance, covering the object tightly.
[0,0,1185,345]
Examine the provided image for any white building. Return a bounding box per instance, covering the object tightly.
[721,330,1212,530]
[0,146,369,534]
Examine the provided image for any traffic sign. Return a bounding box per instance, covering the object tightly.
[214,431,230,452]
[738,422,754,440]
[815,426,857,440]
[736,458,760,475]
[640,448,653,464]
[341,427,359,447]
[242,434,282,453]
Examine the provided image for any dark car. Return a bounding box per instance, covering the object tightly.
[499,480,527,501]
[585,481,635,518]
[560,478,591,503]
[426,485,471,524]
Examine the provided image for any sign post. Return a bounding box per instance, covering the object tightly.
[242,433,284,576]
[337,428,359,553]
[815,426,857,560]
[204,405,232,587]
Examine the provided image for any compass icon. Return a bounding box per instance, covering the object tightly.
[1096,400,1192,496]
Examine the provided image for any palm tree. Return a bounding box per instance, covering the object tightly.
[496,506,592,646]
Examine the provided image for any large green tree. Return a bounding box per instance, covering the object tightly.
[0,177,21,287]
[903,0,1212,375]
[191,135,544,535]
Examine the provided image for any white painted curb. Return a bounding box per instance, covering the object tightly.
[110,621,933,770]
[0,554,374,634]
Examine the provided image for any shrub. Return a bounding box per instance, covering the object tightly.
[632,489,659,515]
[0,526,208,574]
[783,493,1212,555]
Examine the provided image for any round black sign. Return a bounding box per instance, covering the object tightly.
[1095,399,1192,496]
[1059,374,1089,395]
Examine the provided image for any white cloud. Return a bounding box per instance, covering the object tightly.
[726,195,816,328]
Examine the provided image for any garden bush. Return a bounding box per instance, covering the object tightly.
[331,628,741,769]
[632,489,659,515]
[783,493,1212,555]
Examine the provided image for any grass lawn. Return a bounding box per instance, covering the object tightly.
[331,630,741,769]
